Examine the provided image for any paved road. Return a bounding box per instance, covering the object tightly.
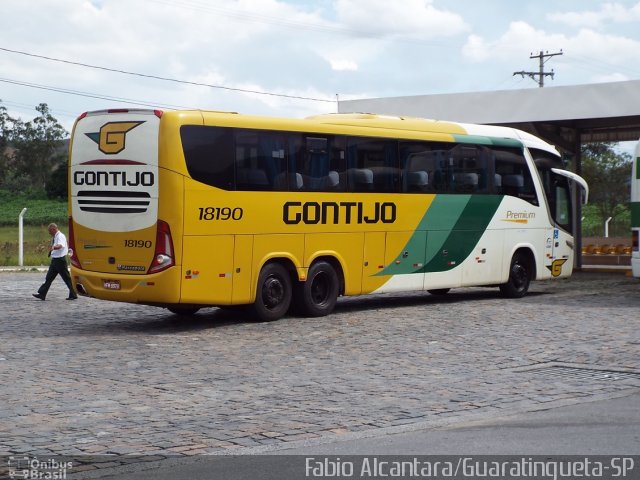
[85,392,640,480]
[0,271,638,477]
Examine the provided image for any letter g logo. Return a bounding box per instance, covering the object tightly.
[86,121,144,154]
[548,258,568,277]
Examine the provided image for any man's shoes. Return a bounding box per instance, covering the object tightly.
[66,296,78,300]
[32,293,45,300]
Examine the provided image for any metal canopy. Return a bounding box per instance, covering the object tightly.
[338,79,640,154]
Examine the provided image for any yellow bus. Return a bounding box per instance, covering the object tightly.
[68,109,588,321]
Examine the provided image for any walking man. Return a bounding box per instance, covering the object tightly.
[33,223,78,300]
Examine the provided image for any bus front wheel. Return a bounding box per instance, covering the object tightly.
[252,263,292,321]
[500,252,531,298]
[294,260,339,317]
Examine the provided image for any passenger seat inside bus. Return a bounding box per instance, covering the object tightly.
[349,168,374,191]
[502,174,524,197]
[453,172,479,193]
[237,168,270,190]
[301,170,340,191]
[406,170,429,192]
[321,170,340,189]
[273,172,304,191]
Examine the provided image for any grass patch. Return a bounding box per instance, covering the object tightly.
[0,193,68,227]
[0,225,59,266]
[0,192,68,265]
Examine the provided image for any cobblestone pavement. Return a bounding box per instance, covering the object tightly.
[1,271,639,460]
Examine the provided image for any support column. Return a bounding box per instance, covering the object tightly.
[574,131,583,269]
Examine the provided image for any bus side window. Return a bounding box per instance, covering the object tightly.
[292,135,345,192]
[347,138,399,192]
[329,136,347,192]
[400,141,452,193]
[449,145,491,194]
[234,130,287,191]
[181,125,235,190]
[495,147,539,205]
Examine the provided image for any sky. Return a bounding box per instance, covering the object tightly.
[2,0,640,138]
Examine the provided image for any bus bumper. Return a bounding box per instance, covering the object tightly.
[71,267,182,305]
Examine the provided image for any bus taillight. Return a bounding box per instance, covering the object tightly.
[148,220,175,273]
[633,230,639,252]
[68,217,81,268]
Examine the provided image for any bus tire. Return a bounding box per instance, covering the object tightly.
[294,260,339,317]
[500,252,531,298]
[251,262,292,321]
[167,306,200,315]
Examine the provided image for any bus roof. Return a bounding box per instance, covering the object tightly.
[79,108,559,155]
[307,113,559,155]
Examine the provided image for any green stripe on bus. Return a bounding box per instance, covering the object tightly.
[421,195,503,273]
[452,134,522,148]
[380,195,503,276]
[380,195,469,276]
[631,201,640,227]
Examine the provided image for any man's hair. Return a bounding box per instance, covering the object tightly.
[48,223,58,230]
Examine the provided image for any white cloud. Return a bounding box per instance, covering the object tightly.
[462,20,640,75]
[329,59,359,71]
[335,0,469,39]
[462,21,565,63]
[548,2,640,28]
[592,72,630,83]
[2,0,640,130]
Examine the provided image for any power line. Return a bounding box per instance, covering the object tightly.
[0,46,336,104]
[566,53,640,79]
[0,77,194,110]
[513,50,563,88]
[0,98,79,120]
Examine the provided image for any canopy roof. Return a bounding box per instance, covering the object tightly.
[339,80,640,154]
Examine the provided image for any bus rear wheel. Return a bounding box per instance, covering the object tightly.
[500,252,531,298]
[294,260,339,317]
[251,263,292,321]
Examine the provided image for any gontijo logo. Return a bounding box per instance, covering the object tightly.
[85,121,144,154]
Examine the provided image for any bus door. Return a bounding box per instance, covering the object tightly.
[362,232,386,293]
[545,168,589,276]
[379,230,427,293]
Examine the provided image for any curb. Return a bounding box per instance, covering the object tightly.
[578,265,632,274]
[0,266,49,272]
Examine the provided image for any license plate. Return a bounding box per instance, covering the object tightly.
[103,280,121,290]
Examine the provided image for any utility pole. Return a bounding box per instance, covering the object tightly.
[513,50,563,87]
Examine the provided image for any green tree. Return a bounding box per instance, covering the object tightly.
[581,143,632,236]
[45,156,69,199]
[10,103,68,193]
[0,102,15,186]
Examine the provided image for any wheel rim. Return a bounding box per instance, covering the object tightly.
[310,272,330,306]
[511,261,528,290]
[263,275,285,310]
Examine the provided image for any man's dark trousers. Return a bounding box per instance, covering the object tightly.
[38,257,75,299]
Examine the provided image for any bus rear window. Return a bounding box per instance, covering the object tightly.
[181,125,235,190]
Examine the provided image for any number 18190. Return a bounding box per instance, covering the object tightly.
[198,207,243,221]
